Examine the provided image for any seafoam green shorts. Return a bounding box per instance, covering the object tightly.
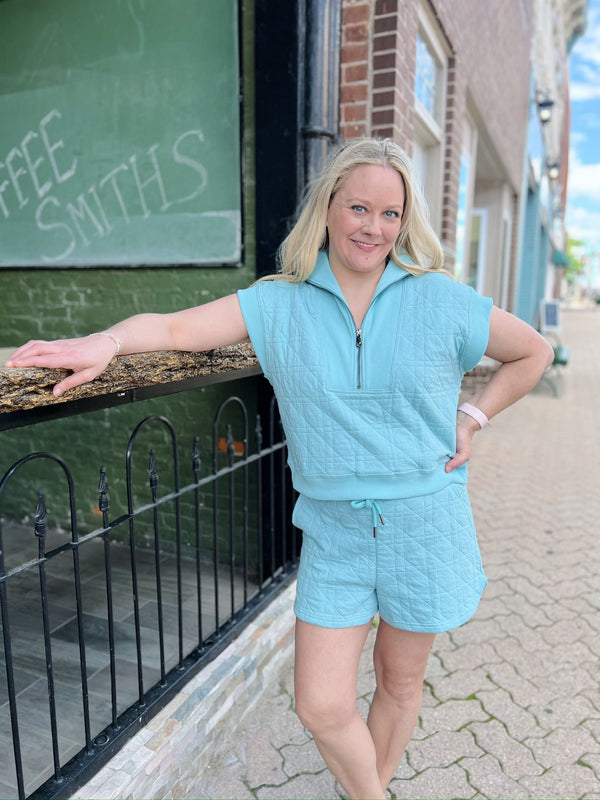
[293,483,487,633]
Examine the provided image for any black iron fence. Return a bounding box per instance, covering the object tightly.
[0,392,297,799]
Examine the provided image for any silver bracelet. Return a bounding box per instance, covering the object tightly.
[89,331,122,355]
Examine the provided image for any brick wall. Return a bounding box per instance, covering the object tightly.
[431,0,533,189]
[340,1,372,139]
[372,0,417,147]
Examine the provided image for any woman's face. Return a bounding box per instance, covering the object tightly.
[326,164,405,282]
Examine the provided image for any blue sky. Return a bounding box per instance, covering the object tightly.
[566,0,600,252]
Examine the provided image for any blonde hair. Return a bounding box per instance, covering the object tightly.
[265,137,445,282]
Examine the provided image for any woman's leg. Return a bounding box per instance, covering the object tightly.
[367,620,435,789]
[294,618,386,800]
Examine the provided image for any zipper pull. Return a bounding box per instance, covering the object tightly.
[355,328,362,389]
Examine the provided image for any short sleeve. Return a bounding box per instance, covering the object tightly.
[459,289,493,373]
[237,284,269,377]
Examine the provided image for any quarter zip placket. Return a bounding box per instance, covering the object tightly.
[306,252,411,392]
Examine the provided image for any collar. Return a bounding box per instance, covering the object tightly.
[307,249,412,302]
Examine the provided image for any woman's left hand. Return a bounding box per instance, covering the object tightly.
[445,412,480,472]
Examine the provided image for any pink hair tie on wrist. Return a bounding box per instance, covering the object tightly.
[458,402,489,429]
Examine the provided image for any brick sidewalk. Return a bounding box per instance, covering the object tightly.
[195,308,600,800]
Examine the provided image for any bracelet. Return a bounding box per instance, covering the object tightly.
[458,402,489,429]
[89,331,122,356]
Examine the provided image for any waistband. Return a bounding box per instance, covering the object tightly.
[292,461,467,501]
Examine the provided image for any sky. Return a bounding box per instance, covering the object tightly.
[565,0,600,255]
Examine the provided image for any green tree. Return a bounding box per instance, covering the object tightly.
[565,237,585,285]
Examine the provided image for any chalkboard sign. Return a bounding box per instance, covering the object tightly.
[0,0,241,267]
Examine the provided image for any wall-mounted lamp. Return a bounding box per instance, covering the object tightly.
[546,160,560,180]
[537,96,554,125]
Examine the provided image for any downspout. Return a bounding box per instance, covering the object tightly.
[301,0,342,188]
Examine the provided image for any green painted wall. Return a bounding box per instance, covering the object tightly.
[0,1,260,537]
[0,264,255,346]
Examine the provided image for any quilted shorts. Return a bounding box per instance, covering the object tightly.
[293,483,487,633]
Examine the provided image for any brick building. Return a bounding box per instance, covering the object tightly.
[338,0,586,322]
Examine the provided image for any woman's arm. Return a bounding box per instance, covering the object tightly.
[446,306,554,472]
[4,293,249,397]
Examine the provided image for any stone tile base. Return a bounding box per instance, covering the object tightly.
[70,581,297,800]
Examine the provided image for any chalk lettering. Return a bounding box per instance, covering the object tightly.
[99,163,130,223]
[36,195,76,262]
[21,130,51,199]
[66,193,105,246]
[128,143,171,218]
[88,185,112,234]
[5,120,219,264]
[39,109,77,184]
[6,147,29,210]
[0,171,10,219]
[172,130,207,204]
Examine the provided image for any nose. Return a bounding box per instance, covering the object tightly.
[361,214,381,236]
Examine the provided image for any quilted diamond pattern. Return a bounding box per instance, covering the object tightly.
[238,259,492,500]
[293,488,487,632]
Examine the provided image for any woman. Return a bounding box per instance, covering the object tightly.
[6,138,553,799]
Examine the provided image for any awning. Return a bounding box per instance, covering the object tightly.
[552,248,569,266]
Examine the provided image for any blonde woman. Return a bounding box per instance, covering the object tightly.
[6,138,553,800]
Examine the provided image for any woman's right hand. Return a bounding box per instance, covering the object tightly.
[4,334,119,397]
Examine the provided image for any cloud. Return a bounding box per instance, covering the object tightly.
[570,81,600,101]
[565,203,600,247]
[569,5,600,101]
[565,3,600,251]
[567,151,600,201]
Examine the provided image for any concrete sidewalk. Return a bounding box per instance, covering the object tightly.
[196,307,600,800]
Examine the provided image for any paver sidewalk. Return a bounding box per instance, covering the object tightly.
[195,307,600,800]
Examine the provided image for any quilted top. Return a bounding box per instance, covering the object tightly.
[238,251,492,500]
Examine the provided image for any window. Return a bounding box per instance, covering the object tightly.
[415,33,439,120]
[413,8,448,232]
[454,155,470,282]
[454,116,478,282]
[469,208,488,293]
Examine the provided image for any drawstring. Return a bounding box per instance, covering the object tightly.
[350,499,385,538]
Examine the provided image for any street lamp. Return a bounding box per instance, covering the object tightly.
[537,96,554,125]
[546,160,560,181]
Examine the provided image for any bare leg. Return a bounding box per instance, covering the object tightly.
[294,619,385,800]
[367,620,435,788]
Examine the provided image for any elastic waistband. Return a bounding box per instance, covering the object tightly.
[293,461,467,501]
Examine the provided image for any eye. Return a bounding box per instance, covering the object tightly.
[351,204,366,213]
[384,209,400,218]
